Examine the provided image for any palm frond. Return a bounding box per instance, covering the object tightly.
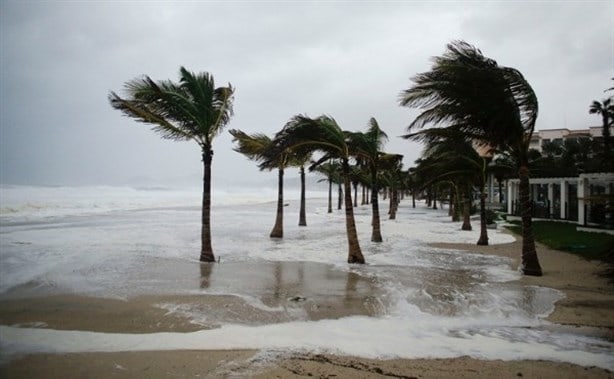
[108,90,194,142]
[229,129,284,170]
[109,67,234,150]
[399,40,538,162]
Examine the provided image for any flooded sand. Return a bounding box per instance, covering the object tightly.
[0,260,387,333]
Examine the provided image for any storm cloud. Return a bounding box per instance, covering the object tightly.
[1,1,612,186]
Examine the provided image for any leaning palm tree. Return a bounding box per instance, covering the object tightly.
[350,117,389,242]
[589,98,613,171]
[269,115,366,264]
[109,67,234,262]
[399,40,542,275]
[229,129,287,238]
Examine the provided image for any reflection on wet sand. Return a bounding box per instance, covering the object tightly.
[0,262,386,334]
[0,260,388,333]
[196,261,387,324]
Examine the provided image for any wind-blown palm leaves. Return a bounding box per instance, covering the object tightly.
[229,130,286,238]
[399,40,542,275]
[109,67,234,263]
[268,115,366,264]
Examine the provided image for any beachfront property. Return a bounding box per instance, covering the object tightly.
[528,126,604,152]
[500,126,614,232]
[506,172,614,232]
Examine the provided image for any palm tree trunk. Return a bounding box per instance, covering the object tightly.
[461,188,472,231]
[337,182,343,210]
[452,184,461,222]
[477,159,489,245]
[371,167,383,242]
[477,192,489,245]
[353,183,358,207]
[389,189,397,220]
[519,165,542,276]
[361,185,366,205]
[327,177,333,213]
[448,184,454,217]
[299,165,307,226]
[270,167,284,238]
[342,160,365,264]
[200,149,215,262]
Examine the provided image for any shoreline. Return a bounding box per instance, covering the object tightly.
[1,235,613,377]
[432,232,614,333]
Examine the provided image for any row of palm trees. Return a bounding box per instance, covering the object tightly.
[109,40,551,276]
[230,116,407,264]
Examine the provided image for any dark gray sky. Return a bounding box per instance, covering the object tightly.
[1,1,612,187]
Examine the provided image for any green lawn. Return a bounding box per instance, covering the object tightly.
[505,221,614,262]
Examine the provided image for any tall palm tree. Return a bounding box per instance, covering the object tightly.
[350,117,389,242]
[589,98,613,171]
[109,67,234,262]
[399,40,542,275]
[270,115,366,264]
[229,129,287,238]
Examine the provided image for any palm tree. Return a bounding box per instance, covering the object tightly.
[350,117,389,242]
[377,154,404,220]
[229,129,287,238]
[589,98,613,171]
[399,41,542,275]
[410,134,488,240]
[109,67,234,262]
[380,165,404,220]
[312,160,342,214]
[296,153,313,226]
[270,115,366,264]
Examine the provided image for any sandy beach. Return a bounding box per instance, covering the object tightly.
[1,232,613,378]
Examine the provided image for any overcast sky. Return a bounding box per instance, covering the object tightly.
[1,1,612,187]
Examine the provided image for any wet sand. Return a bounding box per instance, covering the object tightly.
[1,236,613,378]
[2,351,612,378]
[432,232,614,331]
[0,261,386,334]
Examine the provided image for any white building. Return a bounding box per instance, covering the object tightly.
[506,172,614,233]
[528,127,603,152]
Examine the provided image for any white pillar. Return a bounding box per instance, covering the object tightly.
[560,180,567,219]
[577,176,589,225]
[507,180,513,215]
